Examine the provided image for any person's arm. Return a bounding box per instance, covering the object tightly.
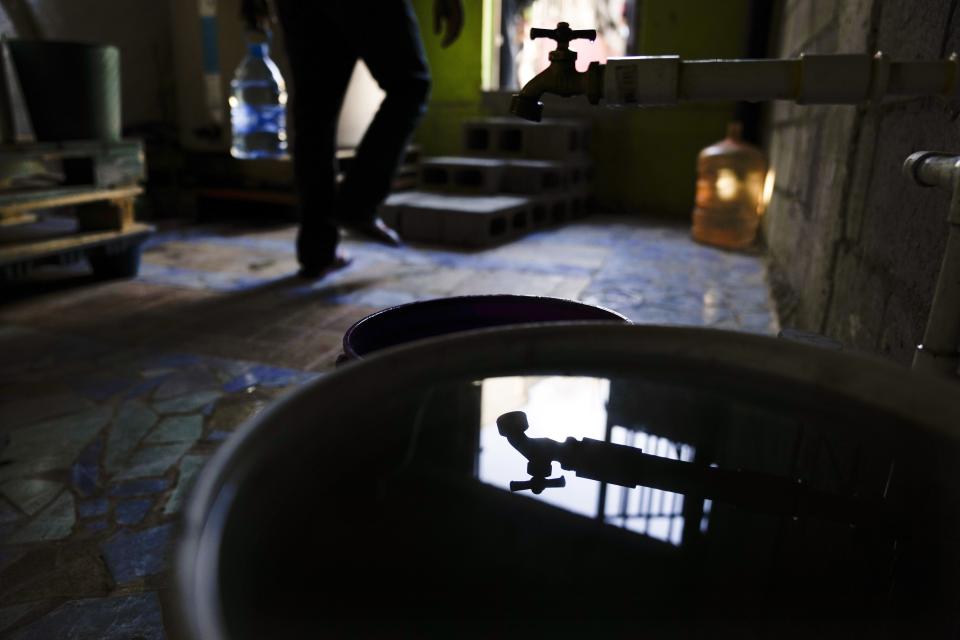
[433,0,464,48]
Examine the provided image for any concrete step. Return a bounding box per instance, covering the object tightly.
[418,156,505,194]
[565,160,596,191]
[506,159,596,194]
[418,155,592,197]
[379,191,533,247]
[462,117,591,161]
[378,189,593,248]
[501,159,566,194]
[376,191,419,231]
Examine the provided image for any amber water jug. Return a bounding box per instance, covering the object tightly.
[691,122,767,249]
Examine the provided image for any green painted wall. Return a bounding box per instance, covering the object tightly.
[601,0,752,214]
[590,104,739,215]
[412,0,753,215]
[639,0,752,59]
[412,0,486,156]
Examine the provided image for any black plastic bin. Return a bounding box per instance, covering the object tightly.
[8,40,121,142]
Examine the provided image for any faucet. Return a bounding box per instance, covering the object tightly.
[509,22,605,123]
[510,24,959,121]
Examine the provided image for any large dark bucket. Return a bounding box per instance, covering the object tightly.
[8,40,121,141]
[341,294,628,361]
[176,325,960,638]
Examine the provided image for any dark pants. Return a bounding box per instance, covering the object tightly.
[275,0,431,269]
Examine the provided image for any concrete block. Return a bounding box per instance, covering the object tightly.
[876,0,953,59]
[547,195,571,225]
[418,156,506,194]
[532,193,573,227]
[386,191,533,247]
[565,160,596,191]
[438,194,532,246]
[377,191,419,229]
[501,160,566,194]
[811,0,838,38]
[462,117,591,161]
[529,197,553,228]
[779,1,814,56]
[537,190,591,222]
[569,189,592,219]
[401,209,445,244]
[836,0,875,53]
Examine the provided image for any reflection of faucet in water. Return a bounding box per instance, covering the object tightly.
[510,23,960,121]
[496,410,891,529]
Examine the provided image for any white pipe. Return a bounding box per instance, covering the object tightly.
[603,53,959,106]
[904,152,960,378]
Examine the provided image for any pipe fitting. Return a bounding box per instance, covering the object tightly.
[903,151,960,190]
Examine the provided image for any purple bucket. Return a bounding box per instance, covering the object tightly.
[340,295,628,362]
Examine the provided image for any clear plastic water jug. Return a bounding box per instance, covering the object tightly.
[229,41,288,159]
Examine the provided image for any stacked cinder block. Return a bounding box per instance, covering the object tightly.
[379,118,593,248]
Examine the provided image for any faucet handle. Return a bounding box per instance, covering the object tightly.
[530,22,597,50]
[509,475,566,495]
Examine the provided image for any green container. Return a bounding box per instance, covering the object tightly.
[8,40,121,142]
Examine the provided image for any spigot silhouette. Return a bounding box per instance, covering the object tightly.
[509,22,603,122]
[495,410,892,529]
[497,411,567,494]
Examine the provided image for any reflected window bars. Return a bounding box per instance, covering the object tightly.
[604,427,696,546]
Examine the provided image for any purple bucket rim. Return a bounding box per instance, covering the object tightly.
[341,294,629,361]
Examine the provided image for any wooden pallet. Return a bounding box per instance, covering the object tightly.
[0,183,152,280]
[0,138,152,279]
[1,185,141,226]
[0,217,153,279]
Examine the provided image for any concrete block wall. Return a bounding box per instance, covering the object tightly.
[764,0,960,364]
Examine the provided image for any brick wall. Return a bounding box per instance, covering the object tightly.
[764,0,960,364]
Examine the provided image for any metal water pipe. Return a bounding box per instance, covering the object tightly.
[509,24,959,121]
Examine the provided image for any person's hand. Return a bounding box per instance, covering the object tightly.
[433,0,464,48]
[241,0,275,34]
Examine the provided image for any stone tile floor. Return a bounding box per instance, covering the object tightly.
[0,215,778,638]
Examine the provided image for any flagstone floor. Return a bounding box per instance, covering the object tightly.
[0,215,778,638]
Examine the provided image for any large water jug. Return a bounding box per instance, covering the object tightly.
[229,41,287,159]
[691,122,767,249]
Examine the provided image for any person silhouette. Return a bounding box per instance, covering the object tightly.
[242,0,464,277]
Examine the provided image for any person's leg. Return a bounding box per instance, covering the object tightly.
[274,0,358,271]
[334,0,431,225]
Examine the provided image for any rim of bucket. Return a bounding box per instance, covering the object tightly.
[341,294,629,360]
